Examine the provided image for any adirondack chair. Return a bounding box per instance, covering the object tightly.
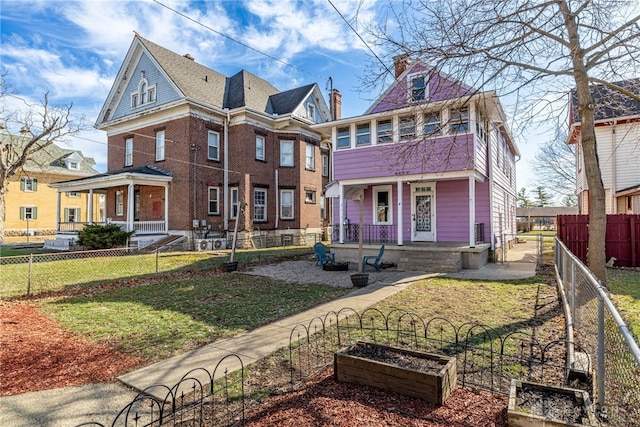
[314,242,335,266]
[362,245,385,272]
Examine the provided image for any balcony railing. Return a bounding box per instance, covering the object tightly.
[331,224,397,245]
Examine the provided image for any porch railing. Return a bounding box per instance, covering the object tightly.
[331,224,397,244]
[475,223,485,244]
[108,221,167,234]
[58,221,105,232]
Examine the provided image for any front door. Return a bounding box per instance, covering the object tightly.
[411,183,435,241]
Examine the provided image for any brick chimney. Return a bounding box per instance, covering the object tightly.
[393,54,410,78]
[331,89,342,121]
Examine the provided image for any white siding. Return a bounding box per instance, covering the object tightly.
[614,122,640,191]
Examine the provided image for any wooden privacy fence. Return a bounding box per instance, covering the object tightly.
[557,214,640,267]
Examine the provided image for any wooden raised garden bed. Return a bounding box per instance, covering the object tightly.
[334,341,456,405]
[508,379,598,426]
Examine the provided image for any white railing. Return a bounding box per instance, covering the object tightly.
[109,221,166,234]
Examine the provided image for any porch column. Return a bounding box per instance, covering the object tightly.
[127,183,134,232]
[56,192,61,231]
[88,189,94,224]
[469,176,475,248]
[339,184,345,244]
[164,184,169,233]
[397,180,403,246]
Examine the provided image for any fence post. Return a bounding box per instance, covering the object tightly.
[597,297,606,409]
[571,262,576,326]
[27,253,33,297]
[155,250,159,274]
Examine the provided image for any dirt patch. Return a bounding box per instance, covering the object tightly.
[343,341,446,371]
[516,384,587,424]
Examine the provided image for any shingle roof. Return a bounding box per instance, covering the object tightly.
[224,70,279,111]
[267,83,315,115]
[571,78,640,123]
[51,165,172,185]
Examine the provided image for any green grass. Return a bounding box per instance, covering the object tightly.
[607,268,640,340]
[41,273,350,361]
[0,247,313,298]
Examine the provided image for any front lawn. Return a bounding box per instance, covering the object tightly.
[607,268,640,340]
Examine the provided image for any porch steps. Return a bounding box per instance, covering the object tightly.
[397,250,462,273]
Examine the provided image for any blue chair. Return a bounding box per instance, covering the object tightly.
[314,242,335,266]
[362,245,385,272]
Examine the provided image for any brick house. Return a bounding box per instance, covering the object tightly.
[49,35,334,248]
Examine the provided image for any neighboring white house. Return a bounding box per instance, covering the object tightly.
[569,78,640,214]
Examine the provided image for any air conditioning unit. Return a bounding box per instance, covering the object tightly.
[195,238,211,251]
[211,238,227,250]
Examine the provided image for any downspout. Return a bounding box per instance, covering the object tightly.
[612,120,616,213]
[275,169,279,229]
[488,127,495,253]
[224,108,230,230]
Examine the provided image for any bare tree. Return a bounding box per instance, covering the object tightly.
[531,130,576,201]
[0,74,85,243]
[367,0,640,283]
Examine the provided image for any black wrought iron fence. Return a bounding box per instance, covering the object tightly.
[330,224,397,244]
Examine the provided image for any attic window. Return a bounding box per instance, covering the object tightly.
[68,161,79,170]
[409,74,427,102]
[131,76,156,108]
[307,104,315,121]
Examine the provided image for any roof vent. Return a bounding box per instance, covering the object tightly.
[183,53,195,61]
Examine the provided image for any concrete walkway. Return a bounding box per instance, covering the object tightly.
[0,243,537,427]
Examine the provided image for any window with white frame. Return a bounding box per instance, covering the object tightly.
[373,185,392,224]
[305,190,316,203]
[307,104,315,121]
[21,177,37,192]
[67,161,79,170]
[356,123,371,145]
[66,192,80,198]
[155,130,165,161]
[322,154,329,177]
[424,112,441,135]
[208,187,220,214]
[410,75,427,102]
[116,190,124,216]
[254,189,267,221]
[337,126,350,149]
[280,140,294,166]
[64,207,80,222]
[377,120,392,143]
[20,206,37,220]
[130,74,156,108]
[230,187,239,219]
[280,190,294,219]
[256,135,265,161]
[450,107,469,132]
[125,138,133,166]
[305,144,315,170]
[399,116,416,141]
[208,131,219,160]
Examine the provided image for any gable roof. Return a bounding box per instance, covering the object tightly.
[570,78,640,124]
[98,35,328,125]
[0,133,98,176]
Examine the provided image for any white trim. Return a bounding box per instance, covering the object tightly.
[254,188,267,222]
[280,189,294,219]
[207,131,220,161]
[373,185,393,225]
[208,186,220,215]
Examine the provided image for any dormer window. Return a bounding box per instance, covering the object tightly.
[131,74,156,109]
[409,74,427,102]
[68,162,79,170]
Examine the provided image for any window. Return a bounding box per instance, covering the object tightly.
[305,144,315,170]
[337,126,350,149]
[256,135,265,161]
[322,154,329,177]
[280,140,294,166]
[147,86,155,103]
[155,130,165,161]
[450,107,469,132]
[125,138,133,166]
[320,196,326,220]
[66,192,80,198]
[64,207,80,223]
[305,191,316,203]
[208,187,220,214]
[131,75,156,109]
[208,131,219,161]
[131,93,138,108]
[356,123,371,145]
[399,116,416,141]
[20,206,37,220]
[377,120,392,143]
[230,187,239,219]
[410,75,426,101]
[424,112,441,135]
[280,190,294,219]
[373,186,392,224]
[307,104,315,121]
[68,161,79,170]
[254,189,267,221]
[20,178,37,192]
[116,190,124,216]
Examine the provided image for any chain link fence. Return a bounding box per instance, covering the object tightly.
[556,238,640,425]
[0,240,317,299]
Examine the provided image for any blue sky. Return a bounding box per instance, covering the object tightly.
[1,0,543,189]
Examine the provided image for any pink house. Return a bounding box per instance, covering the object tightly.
[313,57,519,271]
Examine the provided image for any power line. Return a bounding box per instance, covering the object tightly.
[151,0,318,78]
